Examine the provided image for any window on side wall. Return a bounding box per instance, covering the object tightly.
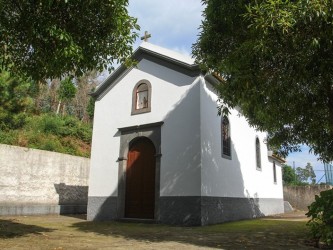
[256,137,261,170]
[221,116,231,159]
[131,80,152,115]
[273,161,277,183]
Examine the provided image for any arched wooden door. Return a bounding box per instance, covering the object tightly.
[125,137,156,219]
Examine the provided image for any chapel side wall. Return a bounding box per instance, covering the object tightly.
[0,144,89,216]
[200,81,283,224]
[88,58,201,221]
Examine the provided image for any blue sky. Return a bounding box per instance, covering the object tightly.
[128,0,327,183]
[128,0,203,55]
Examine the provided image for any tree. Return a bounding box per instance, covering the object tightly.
[30,71,99,121]
[282,164,297,185]
[296,163,316,185]
[283,163,316,185]
[56,77,76,115]
[0,70,35,129]
[73,71,98,122]
[86,87,96,121]
[193,0,333,162]
[307,189,333,247]
[0,0,139,80]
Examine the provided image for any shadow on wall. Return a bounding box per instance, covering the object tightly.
[200,82,264,225]
[89,196,118,221]
[159,80,264,225]
[200,140,264,225]
[160,81,201,196]
[54,183,88,215]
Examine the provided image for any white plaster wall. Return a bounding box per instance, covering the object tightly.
[89,58,201,197]
[200,81,283,199]
[160,80,201,196]
[0,144,89,204]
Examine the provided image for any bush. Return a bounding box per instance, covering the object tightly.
[306,189,333,247]
[25,114,59,134]
[0,113,92,157]
[0,112,27,130]
[40,138,64,152]
[61,115,92,142]
[40,114,63,134]
[0,130,18,145]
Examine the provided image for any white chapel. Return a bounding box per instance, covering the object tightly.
[87,42,285,226]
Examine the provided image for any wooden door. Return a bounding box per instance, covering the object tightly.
[125,138,156,219]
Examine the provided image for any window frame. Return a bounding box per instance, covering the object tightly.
[221,116,231,160]
[255,137,262,170]
[131,80,152,115]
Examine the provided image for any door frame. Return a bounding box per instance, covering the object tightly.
[116,122,163,221]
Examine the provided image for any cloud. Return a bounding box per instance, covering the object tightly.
[128,0,204,55]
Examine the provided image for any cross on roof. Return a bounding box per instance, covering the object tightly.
[141,31,151,42]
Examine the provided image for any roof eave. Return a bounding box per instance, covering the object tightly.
[269,154,286,164]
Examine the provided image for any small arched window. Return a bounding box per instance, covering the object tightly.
[221,116,231,159]
[136,83,148,109]
[256,137,261,170]
[131,80,151,115]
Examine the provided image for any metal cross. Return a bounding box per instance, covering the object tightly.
[141,31,151,42]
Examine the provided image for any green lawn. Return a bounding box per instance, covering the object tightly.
[0,213,315,249]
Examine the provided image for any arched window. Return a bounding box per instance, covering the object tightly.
[136,83,148,109]
[221,116,231,159]
[131,80,151,115]
[256,137,261,170]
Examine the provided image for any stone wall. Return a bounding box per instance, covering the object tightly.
[283,185,333,211]
[0,144,90,215]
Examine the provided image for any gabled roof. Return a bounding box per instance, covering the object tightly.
[141,42,195,65]
[91,42,201,98]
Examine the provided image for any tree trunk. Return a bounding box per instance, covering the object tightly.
[62,103,66,116]
[56,100,61,115]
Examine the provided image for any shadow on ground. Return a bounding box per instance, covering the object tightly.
[71,218,314,249]
[0,219,54,238]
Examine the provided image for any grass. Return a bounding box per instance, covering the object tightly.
[0,213,316,250]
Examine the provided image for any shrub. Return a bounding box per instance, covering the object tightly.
[306,189,333,247]
[40,114,63,134]
[60,115,92,142]
[0,113,92,157]
[40,138,64,152]
[0,130,18,145]
[0,112,27,130]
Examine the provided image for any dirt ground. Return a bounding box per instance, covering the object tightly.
[0,211,317,250]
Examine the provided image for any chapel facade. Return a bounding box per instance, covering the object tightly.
[87,42,284,226]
